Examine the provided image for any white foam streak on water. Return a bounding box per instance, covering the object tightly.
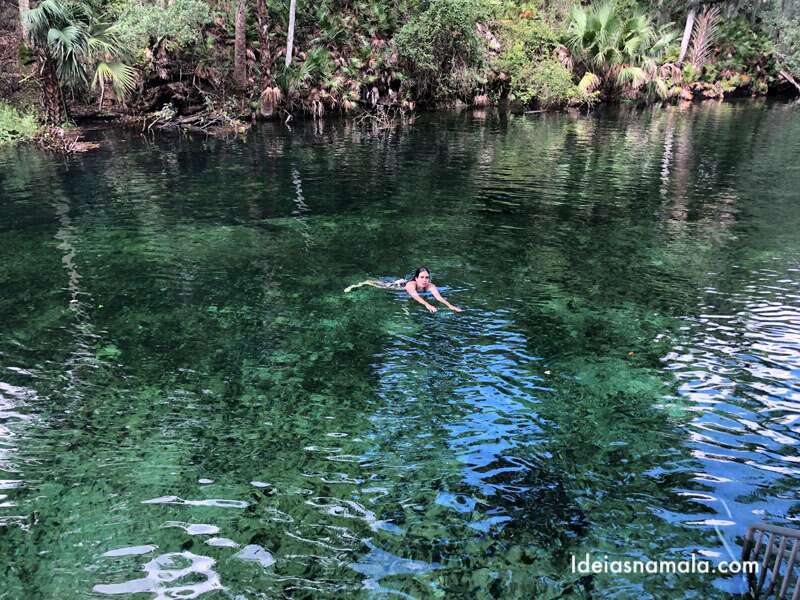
[93,552,222,598]
[101,545,158,557]
[142,496,249,509]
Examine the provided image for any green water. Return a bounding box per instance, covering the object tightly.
[1,102,799,599]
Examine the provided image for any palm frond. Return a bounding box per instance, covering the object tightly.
[567,4,588,55]
[650,26,678,56]
[688,5,721,69]
[297,61,313,83]
[47,24,82,48]
[304,47,335,81]
[567,1,675,81]
[595,3,615,31]
[24,0,69,41]
[64,1,93,24]
[47,24,89,86]
[653,77,669,99]
[623,34,643,60]
[578,72,601,94]
[92,61,137,99]
[617,65,647,89]
[87,21,121,57]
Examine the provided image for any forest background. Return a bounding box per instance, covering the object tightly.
[1,0,800,143]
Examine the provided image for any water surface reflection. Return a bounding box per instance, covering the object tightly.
[0,101,799,598]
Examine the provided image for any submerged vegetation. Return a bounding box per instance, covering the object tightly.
[0,0,799,138]
[2,104,799,597]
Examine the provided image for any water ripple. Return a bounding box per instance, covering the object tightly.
[666,262,800,557]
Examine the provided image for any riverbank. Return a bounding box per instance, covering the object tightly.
[5,93,800,155]
[2,0,799,149]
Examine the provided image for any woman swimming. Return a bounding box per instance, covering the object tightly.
[344,266,462,313]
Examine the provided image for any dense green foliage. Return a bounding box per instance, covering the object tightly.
[566,2,678,98]
[707,16,775,93]
[493,12,579,107]
[395,0,485,100]
[775,18,800,76]
[0,102,38,145]
[112,0,212,54]
[510,58,579,106]
[1,0,798,134]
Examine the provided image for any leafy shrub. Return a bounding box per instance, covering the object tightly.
[494,10,566,107]
[712,17,776,79]
[510,58,578,107]
[682,62,699,85]
[0,103,38,145]
[496,16,560,74]
[113,0,212,52]
[395,0,486,100]
[517,12,561,52]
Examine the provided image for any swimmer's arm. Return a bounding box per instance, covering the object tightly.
[405,281,437,313]
[429,284,462,312]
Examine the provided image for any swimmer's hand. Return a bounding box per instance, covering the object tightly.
[426,304,437,313]
[441,301,463,312]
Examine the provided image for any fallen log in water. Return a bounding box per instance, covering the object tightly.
[138,105,250,137]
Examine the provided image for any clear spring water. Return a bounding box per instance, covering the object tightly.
[1,101,799,599]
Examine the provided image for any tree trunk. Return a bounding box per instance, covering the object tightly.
[285,0,296,67]
[41,59,65,124]
[19,0,30,38]
[780,69,800,93]
[234,0,247,89]
[255,0,271,87]
[678,6,697,65]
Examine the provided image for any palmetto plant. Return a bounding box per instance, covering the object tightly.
[87,20,137,110]
[24,0,136,122]
[566,2,678,100]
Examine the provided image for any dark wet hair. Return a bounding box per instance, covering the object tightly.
[412,266,431,280]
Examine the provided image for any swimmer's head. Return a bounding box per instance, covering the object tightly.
[412,267,431,285]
